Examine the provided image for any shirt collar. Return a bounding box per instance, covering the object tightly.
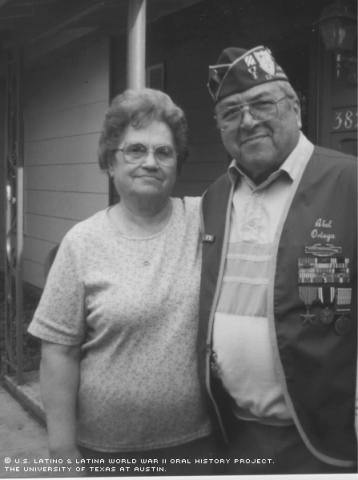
[228,132,314,189]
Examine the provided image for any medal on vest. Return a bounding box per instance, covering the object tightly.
[334,314,352,335]
[298,245,352,329]
[298,254,350,284]
[319,307,335,325]
[336,287,352,308]
[334,288,353,335]
[299,286,317,324]
[318,286,335,325]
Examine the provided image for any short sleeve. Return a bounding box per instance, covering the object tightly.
[28,231,86,345]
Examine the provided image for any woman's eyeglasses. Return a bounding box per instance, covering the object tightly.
[217,96,288,129]
[116,143,176,164]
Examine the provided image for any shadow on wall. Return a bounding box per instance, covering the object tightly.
[0,273,42,372]
[44,244,60,279]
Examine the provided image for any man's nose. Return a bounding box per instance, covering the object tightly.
[240,107,258,128]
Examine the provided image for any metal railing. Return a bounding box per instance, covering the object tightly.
[2,46,24,384]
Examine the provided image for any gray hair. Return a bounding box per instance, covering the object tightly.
[275,80,300,103]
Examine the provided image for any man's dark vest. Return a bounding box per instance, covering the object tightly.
[198,146,357,467]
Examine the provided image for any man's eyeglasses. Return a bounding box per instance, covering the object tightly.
[116,143,177,164]
[216,96,288,129]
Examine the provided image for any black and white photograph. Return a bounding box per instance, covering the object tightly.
[0,1,357,479]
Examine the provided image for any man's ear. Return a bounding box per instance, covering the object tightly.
[293,100,302,129]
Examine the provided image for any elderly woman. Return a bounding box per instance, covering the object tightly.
[28,89,219,475]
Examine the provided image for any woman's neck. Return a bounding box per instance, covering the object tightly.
[110,197,173,237]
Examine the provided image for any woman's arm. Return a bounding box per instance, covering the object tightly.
[40,340,82,460]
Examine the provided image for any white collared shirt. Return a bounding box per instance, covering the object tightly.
[213,133,314,424]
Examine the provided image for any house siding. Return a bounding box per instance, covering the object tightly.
[23,35,110,287]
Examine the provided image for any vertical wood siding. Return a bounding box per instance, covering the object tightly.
[24,35,110,287]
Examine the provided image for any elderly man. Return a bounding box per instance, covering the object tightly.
[198,45,357,475]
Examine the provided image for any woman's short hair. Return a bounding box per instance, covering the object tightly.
[98,88,188,172]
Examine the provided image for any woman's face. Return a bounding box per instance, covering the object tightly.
[109,120,177,205]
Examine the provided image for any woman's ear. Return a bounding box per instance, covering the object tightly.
[107,156,116,178]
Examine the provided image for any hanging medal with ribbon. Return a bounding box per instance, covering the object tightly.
[334,287,353,334]
[317,286,336,324]
[336,287,352,310]
[299,286,318,324]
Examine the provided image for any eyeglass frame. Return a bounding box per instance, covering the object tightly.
[215,95,289,129]
[114,143,178,165]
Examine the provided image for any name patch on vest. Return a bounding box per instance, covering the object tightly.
[310,217,336,244]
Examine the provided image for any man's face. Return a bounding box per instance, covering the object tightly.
[215,83,301,183]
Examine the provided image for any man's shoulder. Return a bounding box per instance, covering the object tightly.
[312,145,356,166]
[204,172,231,197]
[309,145,356,181]
[201,173,232,219]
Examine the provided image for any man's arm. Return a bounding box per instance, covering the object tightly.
[40,340,82,460]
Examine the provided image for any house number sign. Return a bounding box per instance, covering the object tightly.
[332,107,358,131]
